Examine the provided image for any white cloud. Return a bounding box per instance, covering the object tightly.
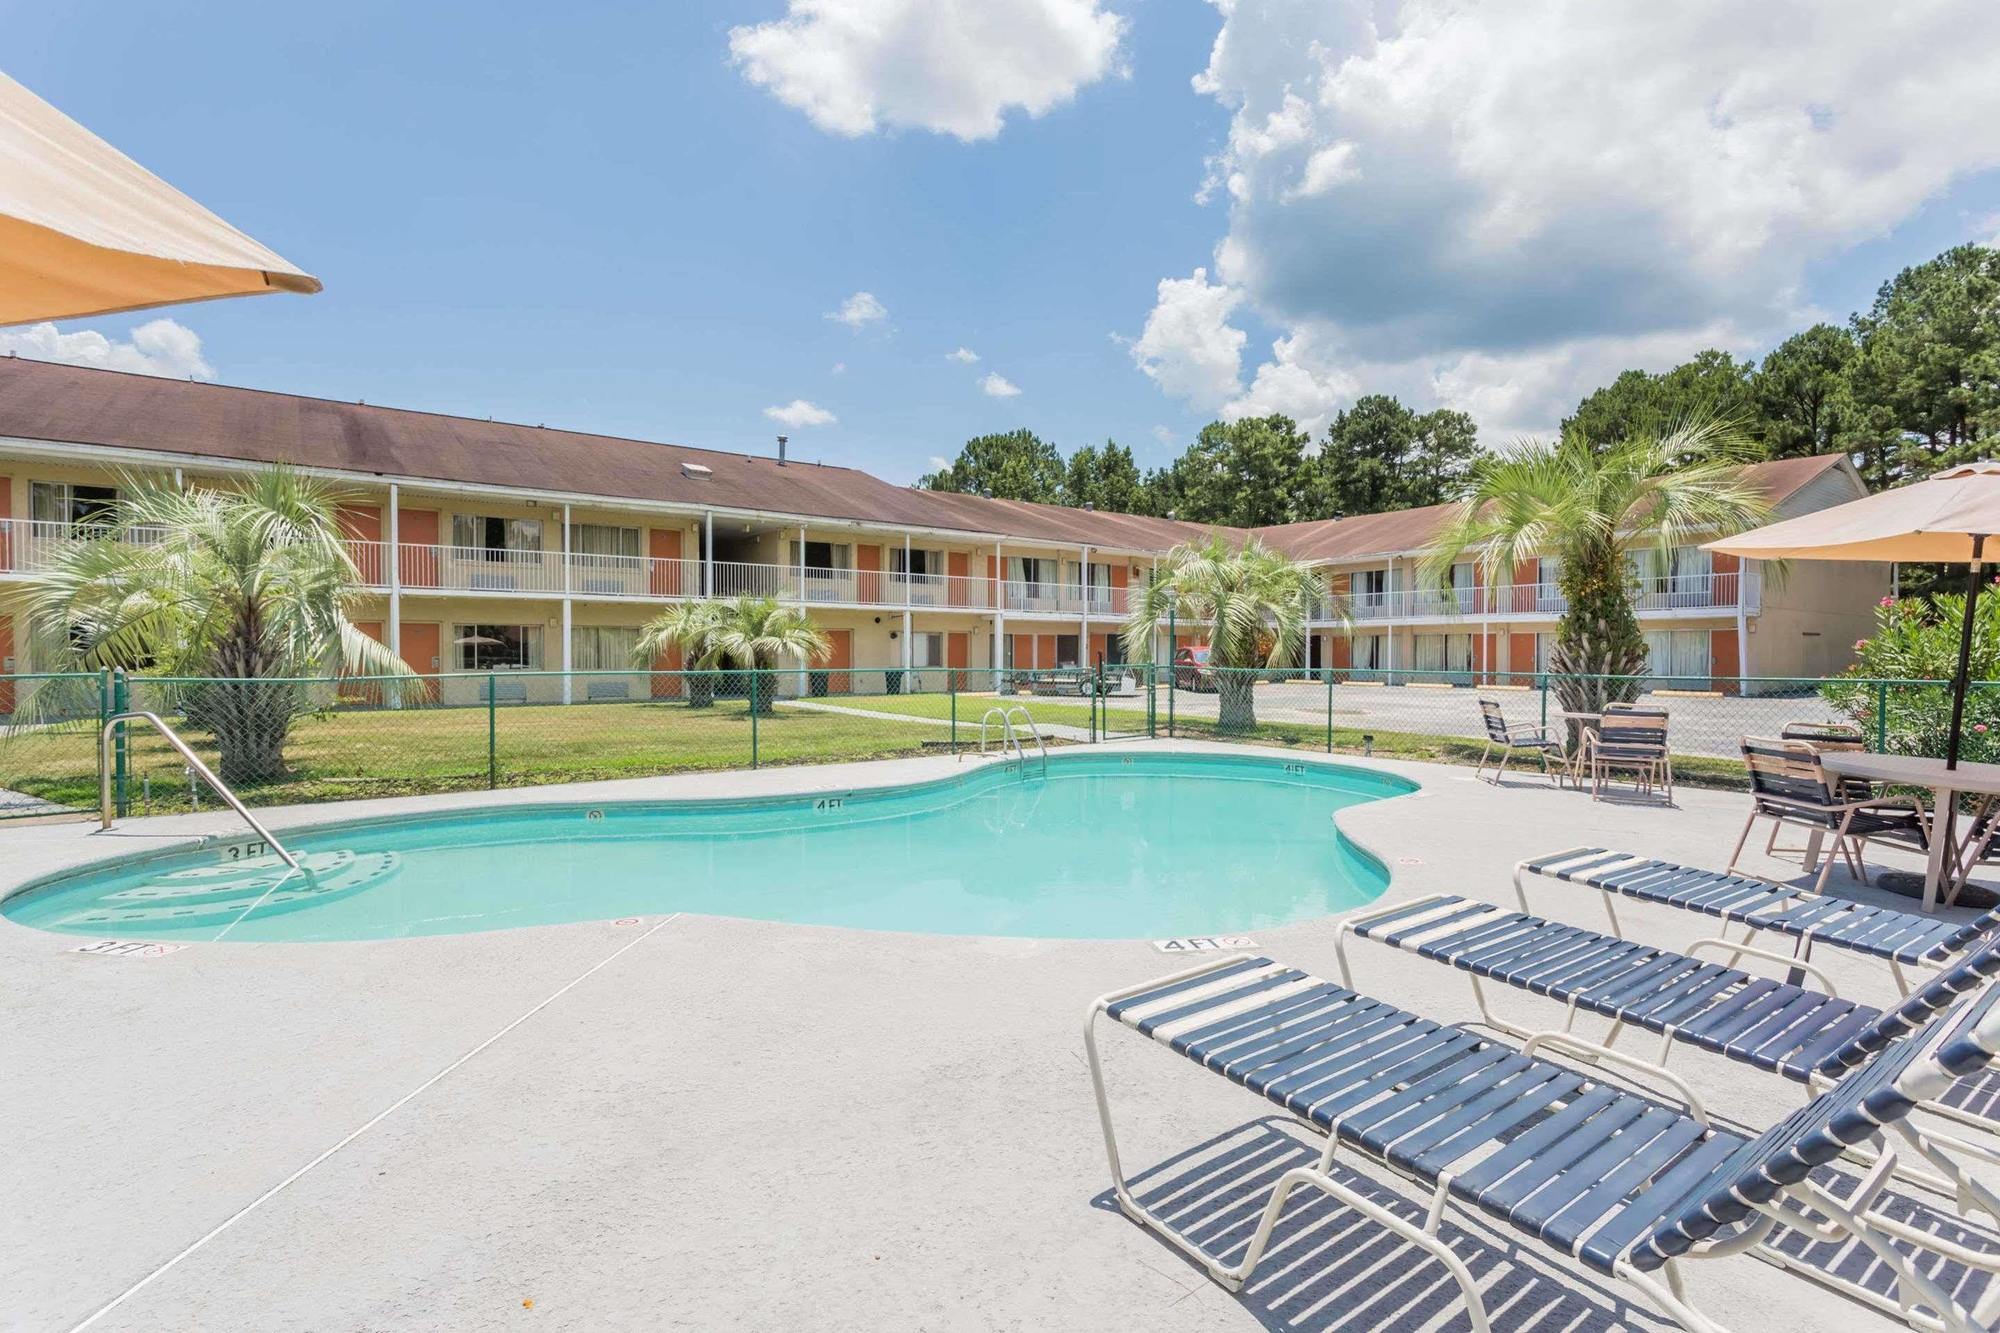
[946,346,980,363]
[729,0,1127,142]
[928,454,952,471]
[831,361,847,375]
[1128,268,1246,411]
[825,291,889,329]
[0,318,213,380]
[979,371,1022,398]
[1150,424,1175,445]
[764,399,838,427]
[1135,1,2000,437]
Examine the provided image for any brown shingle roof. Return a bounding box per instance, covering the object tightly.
[0,357,1851,559]
[0,358,1229,551]
[1248,454,1850,561]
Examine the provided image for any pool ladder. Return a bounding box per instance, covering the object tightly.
[100,710,303,874]
[974,706,1049,778]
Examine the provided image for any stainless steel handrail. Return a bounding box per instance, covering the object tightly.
[976,706,1024,763]
[1002,706,1050,778]
[100,711,303,873]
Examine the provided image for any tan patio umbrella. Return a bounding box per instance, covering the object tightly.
[1707,458,2000,768]
[0,71,319,325]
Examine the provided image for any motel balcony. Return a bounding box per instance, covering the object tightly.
[336,539,1130,616]
[1312,572,1760,624]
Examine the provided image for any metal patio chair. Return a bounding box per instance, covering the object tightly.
[1732,737,1929,894]
[1473,697,1565,786]
[1587,704,1672,801]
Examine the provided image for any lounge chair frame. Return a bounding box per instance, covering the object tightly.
[1085,954,2000,1333]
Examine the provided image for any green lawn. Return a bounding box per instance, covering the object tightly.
[0,697,960,816]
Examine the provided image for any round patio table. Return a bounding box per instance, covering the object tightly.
[1819,752,2000,911]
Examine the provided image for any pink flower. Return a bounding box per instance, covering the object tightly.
[1880,596,1896,608]
[1977,724,1991,734]
[1854,639,1869,651]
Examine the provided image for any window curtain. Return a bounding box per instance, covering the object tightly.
[570,524,639,558]
[571,625,640,671]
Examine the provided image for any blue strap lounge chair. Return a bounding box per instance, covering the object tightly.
[1516,847,2000,994]
[1087,953,2000,1332]
[1334,894,2000,1136]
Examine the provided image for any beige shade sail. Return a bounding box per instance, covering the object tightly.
[0,71,319,326]
[1705,460,2000,563]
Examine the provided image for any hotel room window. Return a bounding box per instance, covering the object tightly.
[455,625,541,671]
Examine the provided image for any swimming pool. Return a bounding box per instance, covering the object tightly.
[3,752,1413,942]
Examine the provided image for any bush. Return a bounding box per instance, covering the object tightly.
[1820,585,2000,762]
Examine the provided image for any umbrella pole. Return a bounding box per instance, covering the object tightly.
[1945,534,1988,772]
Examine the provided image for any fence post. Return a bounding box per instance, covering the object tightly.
[1167,606,1178,740]
[1539,673,1549,730]
[487,671,498,790]
[1325,666,1334,753]
[750,669,761,769]
[111,667,130,817]
[949,668,957,751]
[1874,680,1888,753]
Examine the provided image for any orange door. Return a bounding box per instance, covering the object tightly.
[337,505,383,584]
[1508,632,1537,683]
[650,528,684,596]
[1710,551,1740,607]
[1331,634,1352,669]
[947,631,969,690]
[344,621,384,704]
[0,616,13,714]
[947,551,969,606]
[399,622,442,701]
[1711,629,1739,694]
[856,545,882,605]
[651,644,684,698]
[400,509,440,587]
[1036,634,1058,669]
[1010,633,1035,676]
[1512,559,1540,612]
[824,628,852,694]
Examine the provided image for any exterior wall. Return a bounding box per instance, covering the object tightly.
[1749,557,1891,681]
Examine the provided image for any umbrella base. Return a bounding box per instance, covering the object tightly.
[1869,869,1998,911]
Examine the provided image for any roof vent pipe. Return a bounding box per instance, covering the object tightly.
[776,434,788,466]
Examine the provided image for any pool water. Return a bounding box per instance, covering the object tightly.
[4,753,1412,942]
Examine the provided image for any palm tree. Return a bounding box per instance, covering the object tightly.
[1123,535,1326,733]
[634,598,730,707]
[639,596,829,716]
[21,467,411,784]
[1421,421,1772,718]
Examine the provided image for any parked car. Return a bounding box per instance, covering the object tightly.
[1173,645,1217,692]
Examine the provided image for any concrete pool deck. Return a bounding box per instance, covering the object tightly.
[2,743,1991,1331]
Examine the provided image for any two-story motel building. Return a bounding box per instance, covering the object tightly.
[0,359,1888,704]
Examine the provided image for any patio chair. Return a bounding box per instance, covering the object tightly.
[1775,720,1876,832]
[1516,847,2000,995]
[1088,950,2000,1333]
[1587,704,1672,802]
[1335,892,2000,1140]
[1732,737,1929,894]
[1952,799,2000,908]
[1473,697,1564,786]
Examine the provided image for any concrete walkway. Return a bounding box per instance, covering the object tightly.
[0,744,1985,1331]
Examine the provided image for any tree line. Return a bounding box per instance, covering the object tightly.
[920,241,2000,519]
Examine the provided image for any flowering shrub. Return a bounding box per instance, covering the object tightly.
[1821,587,2000,763]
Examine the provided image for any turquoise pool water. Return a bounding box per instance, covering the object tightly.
[4,753,1412,942]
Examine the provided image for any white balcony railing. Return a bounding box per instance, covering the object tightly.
[1000,581,1128,616]
[1317,571,1758,623]
[0,517,168,573]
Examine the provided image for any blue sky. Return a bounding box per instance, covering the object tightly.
[8,2,2000,484]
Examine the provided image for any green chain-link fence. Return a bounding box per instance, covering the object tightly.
[2,663,1994,821]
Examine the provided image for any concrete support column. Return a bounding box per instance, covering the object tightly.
[1736,558,1753,696]
[993,541,1006,691]
[560,502,573,705]
[387,483,403,709]
[703,511,714,597]
[1079,544,1090,663]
